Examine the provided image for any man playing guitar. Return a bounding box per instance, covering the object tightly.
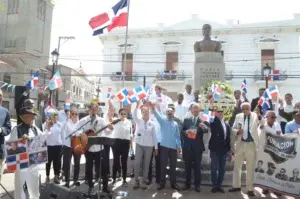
[76,103,113,195]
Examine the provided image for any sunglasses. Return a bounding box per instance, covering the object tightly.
[267,116,277,119]
[120,112,127,116]
[71,113,78,116]
[217,111,223,113]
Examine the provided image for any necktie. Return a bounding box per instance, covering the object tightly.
[243,116,249,140]
[193,117,196,126]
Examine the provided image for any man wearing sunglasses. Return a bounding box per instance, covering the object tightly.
[207,105,231,193]
[229,102,263,197]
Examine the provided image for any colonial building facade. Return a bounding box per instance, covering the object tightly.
[99,14,300,103]
[0,0,54,113]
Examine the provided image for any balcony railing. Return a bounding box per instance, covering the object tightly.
[110,72,139,81]
[156,70,185,80]
[253,70,288,81]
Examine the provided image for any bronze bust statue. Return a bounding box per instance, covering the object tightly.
[194,24,222,52]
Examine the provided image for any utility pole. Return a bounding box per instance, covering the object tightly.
[96,78,101,99]
[143,76,146,87]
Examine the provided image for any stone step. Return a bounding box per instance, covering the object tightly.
[176,158,247,171]
[165,167,246,186]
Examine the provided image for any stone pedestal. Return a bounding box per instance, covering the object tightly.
[193,52,225,89]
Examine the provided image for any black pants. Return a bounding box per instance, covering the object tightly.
[280,122,287,134]
[160,146,177,186]
[112,139,130,182]
[62,146,81,183]
[46,145,62,176]
[104,145,111,176]
[184,148,202,187]
[86,151,108,189]
[148,143,161,184]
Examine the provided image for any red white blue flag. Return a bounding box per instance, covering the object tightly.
[7,153,29,172]
[25,71,39,89]
[201,109,215,122]
[116,88,131,106]
[240,79,247,93]
[258,91,272,110]
[65,98,71,110]
[211,83,222,100]
[266,86,279,98]
[89,0,128,36]
[106,88,113,99]
[48,71,63,90]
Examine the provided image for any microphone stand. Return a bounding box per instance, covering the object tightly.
[65,120,91,139]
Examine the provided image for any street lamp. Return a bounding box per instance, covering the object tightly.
[49,49,60,106]
[263,63,272,88]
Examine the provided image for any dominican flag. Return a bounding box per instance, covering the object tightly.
[266,86,279,98]
[48,71,63,90]
[201,109,215,123]
[65,98,71,110]
[134,86,147,100]
[89,0,128,36]
[7,153,29,172]
[258,91,271,110]
[211,83,222,100]
[106,88,112,99]
[116,88,131,106]
[265,70,280,81]
[240,79,247,93]
[25,71,39,89]
[128,89,137,103]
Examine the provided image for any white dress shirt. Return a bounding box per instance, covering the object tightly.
[175,102,188,121]
[112,119,132,140]
[264,121,281,134]
[76,115,107,152]
[44,122,63,146]
[243,117,249,140]
[63,119,80,147]
[220,119,227,139]
[183,92,195,107]
[132,108,158,149]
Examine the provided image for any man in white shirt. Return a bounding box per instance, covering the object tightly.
[77,103,112,195]
[182,84,195,107]
[174,93,188,121]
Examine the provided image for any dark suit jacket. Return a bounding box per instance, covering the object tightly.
[181,116,208,153]
[208,117,231,153]
[229,99,243,127]
[251,97,273,114]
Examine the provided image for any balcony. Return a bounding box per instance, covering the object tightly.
[110,72,139,81]
[253,70,288,81]
[156,70,185,80]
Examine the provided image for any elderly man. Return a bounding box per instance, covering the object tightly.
[285,109,300,134]
[181,104,208,192]
[259,111,282,196]
[229,102,263,197]
[9,103,44,199]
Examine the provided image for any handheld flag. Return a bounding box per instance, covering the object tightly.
[106,88,112,99]
[65,98,71,110]
[241,79,247,93]
[258,91,271,110]
[25,71,39,89]
[48,71,62,90]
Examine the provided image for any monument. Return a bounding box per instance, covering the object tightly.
[193,24,225,89]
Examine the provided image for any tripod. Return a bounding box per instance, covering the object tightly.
[0,183,14,199]
[86,137,114,199]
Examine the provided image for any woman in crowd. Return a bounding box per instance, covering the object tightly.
[43,109,63,184]
[132,101,158,189]
[62,107,81,188]
[112,108,133,186]
[102,105,118,180]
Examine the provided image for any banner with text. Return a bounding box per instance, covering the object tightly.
[254,131,300,197]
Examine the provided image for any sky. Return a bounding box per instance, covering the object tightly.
[50,0,300,75]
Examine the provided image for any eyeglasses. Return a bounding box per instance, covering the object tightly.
[71,113,78,116]
[120,113,127,116]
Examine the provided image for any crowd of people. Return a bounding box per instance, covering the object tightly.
[0,83,300,199]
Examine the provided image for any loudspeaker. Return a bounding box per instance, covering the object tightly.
[40,183,72,199]
[14,85,28,109]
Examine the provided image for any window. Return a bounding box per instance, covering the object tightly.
[165,52,178,71]
[3,74,11,84]
[7,0,19,15]
[261,49,275,69]
[37,0,46,21]
[121,53,133,81]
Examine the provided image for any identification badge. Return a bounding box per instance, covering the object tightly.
[186,128,197,140]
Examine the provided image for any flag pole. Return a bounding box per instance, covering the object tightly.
[121,0,130,108]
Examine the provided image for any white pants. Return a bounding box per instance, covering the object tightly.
[14,166,39,199]
[232,141,256,191]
